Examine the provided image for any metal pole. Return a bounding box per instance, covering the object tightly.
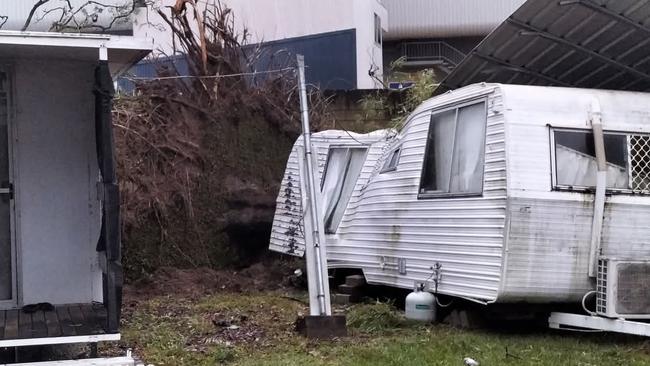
[296,54,327,315]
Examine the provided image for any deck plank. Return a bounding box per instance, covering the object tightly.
[67,305,90,336]
[31,311,47,338]
[4,310,18,339]
[17,311,32,339]
[1,305,109,340]
[44,310,61,337]
[56,306,76,337]
[80,304,104,334]
[0,308,5,338]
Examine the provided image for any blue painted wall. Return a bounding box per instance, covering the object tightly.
[117,29,357,92]
[117,55,189,93]
[246,29,358,90]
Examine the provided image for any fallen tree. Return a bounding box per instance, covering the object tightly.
[114,0,333,278]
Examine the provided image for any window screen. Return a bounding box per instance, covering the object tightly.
[321,147,367,233]
[420,102,487,197]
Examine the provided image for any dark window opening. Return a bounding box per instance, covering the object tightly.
[374,14,382,46]
[420,101,487,197]
[381,147,401,173]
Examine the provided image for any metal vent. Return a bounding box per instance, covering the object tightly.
[596,259,608,314]
[630,135,650,194]
[616,263,650,315]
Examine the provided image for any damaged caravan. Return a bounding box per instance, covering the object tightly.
[270,82,650,333]
[0,31,150,363]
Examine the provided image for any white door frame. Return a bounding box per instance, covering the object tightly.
[0,64,18,309]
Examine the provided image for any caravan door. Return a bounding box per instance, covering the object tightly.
[0,69,14,305]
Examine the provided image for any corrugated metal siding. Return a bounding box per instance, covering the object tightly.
[269,131,390,256]
[501,84,650,303]
[270,84,507,302]
[383,0,526,40]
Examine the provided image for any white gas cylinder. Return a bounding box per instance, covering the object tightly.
[405,285,436,322]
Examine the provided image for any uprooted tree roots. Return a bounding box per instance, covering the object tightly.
[114,0,334,278]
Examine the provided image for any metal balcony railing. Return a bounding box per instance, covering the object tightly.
[401,41,467,68]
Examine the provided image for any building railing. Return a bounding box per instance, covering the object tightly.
[401,41,467,67]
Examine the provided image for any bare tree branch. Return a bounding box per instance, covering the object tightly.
[22,0,52,31]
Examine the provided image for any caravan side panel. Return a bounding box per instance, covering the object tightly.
[501,85,650,302]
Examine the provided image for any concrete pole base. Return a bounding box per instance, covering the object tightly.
[295,315,348,339]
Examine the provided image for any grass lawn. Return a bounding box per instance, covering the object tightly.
[116,292,650,366]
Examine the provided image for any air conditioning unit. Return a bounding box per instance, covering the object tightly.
[597,258,650,319]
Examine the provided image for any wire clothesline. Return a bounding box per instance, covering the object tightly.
[124,67,296,81]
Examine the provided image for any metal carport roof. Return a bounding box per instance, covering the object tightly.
[437,0,650,94]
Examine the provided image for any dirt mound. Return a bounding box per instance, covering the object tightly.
[125,260,301,298]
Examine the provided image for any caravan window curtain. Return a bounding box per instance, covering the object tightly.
[321,147,367,234]
[420,101,487,197]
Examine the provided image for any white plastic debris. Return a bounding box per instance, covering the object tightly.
[463,357,480,366]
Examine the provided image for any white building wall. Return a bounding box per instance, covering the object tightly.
[0,0,132,32]
[382,0,526,40]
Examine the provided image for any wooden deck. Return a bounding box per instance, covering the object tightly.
[0,304,109,340]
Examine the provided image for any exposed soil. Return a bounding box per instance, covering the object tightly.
[124,258,304,299]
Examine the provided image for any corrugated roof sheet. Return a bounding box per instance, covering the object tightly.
[383,0,526,40]
[438,0,650,94]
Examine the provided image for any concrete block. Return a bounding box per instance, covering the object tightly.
[332,293,361,305]
[337,284,364,296]
[295,315,347,339]
[345,275,366,287]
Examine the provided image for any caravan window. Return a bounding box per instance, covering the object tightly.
[321,147,367,233]
[419,101,487,197]
[552,129,650,194]
[380,147,401,173]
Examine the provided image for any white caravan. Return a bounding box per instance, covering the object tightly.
[270,83,650,334]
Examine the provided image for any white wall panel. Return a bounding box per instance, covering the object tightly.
[12,59,101,306]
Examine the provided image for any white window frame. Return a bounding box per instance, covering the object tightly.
[418,98,487,199]
[550,127,650,195]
